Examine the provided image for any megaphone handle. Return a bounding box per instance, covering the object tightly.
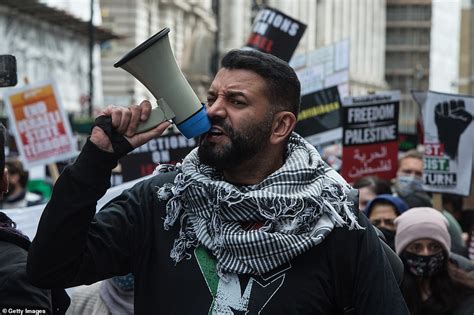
[93,115,134,158]
[136,98,175,133]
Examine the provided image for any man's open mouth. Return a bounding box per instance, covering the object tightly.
[207,126,224,136]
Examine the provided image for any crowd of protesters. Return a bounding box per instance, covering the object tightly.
[1,141,474,314]
[355,149,474,314]
[2,143,474,314]
[0,50,473,314]
[2,137,472,315]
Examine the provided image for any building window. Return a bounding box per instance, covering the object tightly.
[387,5,431,22]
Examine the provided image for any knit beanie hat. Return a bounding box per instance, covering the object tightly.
[394,207,451,255]
[364,194,409,217]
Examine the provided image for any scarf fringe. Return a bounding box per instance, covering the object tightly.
[169,213,198,262]
[155,133,362,275]
[159,180,361,268]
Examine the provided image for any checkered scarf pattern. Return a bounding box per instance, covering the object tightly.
[157,133,360,276]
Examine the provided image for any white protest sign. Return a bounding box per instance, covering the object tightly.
[290,39,350,146]
[415,91,474,196]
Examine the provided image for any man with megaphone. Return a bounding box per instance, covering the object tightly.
[27,44,408,313]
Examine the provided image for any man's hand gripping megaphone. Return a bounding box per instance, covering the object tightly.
[91,100,171,158]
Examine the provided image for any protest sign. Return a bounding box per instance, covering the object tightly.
[291,39,350,147]
[3,80,78,168]
[245,6,306,62]
[341,91,400,183]
[119,132,197,182]
[295,86,342,146]
[291,39,350,96]
[412,91,473,196]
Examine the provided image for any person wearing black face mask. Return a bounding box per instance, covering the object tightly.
[394,207,474,315]
[364,194,408,250]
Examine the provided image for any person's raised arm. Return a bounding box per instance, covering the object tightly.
[27,100,170,288]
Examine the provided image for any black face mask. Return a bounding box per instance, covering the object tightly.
[378,227,395,250]
[401,250,446,278]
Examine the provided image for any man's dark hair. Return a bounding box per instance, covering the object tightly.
[353,175,392,195]
[399,191,432,208]
[220,49,301,118]
[6,159,28,187]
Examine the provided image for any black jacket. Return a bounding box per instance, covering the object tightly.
[0,227,51,311]
[27,140,408,314]
[0,222,70,314]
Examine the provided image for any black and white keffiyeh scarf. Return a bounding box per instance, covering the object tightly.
[156,132,361,277]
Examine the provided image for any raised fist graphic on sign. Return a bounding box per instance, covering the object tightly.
[435,99,472,160]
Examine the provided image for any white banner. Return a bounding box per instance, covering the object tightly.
[290,39,350,147]
[2,175,151,241]
[413,90,474,196]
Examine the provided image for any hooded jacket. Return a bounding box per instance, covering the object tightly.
[364,194,409,217]
[0,222,51,311]
[0,213,70,314]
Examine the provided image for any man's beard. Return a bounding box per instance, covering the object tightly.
[198,115,273,171]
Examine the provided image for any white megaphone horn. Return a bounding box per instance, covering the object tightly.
[114,27,211,139]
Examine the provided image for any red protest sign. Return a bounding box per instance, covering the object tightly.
[341,142,398,183]
[341,92,400,184]
[4,80,78,168]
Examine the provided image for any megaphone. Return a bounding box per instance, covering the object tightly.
[114,27,211,139]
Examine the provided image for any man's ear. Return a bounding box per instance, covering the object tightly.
[0,168,8,198]
[270,111,297,145]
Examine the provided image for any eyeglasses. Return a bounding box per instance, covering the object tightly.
[370,218,395,227]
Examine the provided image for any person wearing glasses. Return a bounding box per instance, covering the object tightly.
[364,194,408,249]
